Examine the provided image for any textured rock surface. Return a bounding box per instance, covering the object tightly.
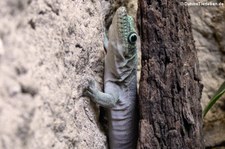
[188,0,225,148]
[0,0,107,149]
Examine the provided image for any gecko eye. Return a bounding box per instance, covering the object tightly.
[128,33,137,44]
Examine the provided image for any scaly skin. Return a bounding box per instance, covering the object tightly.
[84,7,138,149]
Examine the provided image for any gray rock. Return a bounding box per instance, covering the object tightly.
[188,0,225,147]
[0,0,107,149]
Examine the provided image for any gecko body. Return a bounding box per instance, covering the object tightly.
[84,6,138,149]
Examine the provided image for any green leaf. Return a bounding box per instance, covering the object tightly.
[203,81,225,117]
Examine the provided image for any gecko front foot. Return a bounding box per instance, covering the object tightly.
[82,78,118,108]
[83,79,99,99]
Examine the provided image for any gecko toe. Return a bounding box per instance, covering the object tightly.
[83,89,92,97]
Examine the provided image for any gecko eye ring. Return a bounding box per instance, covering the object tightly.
[128,32,137,44]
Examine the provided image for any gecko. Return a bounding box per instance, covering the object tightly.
[83,6,139,149]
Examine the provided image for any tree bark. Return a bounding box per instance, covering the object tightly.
[137,0,204,149]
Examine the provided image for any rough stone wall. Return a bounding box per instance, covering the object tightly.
[188,0,225,147]
[0,0,107,149]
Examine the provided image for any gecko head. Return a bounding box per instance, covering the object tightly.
[109,7,138,55]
